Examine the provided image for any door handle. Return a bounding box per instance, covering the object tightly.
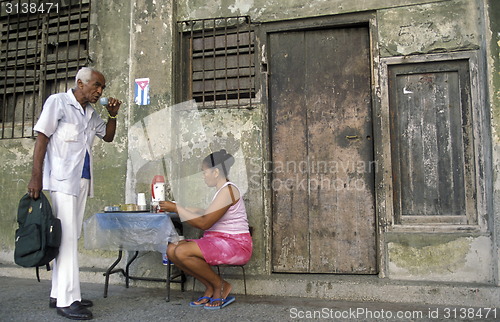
[345,135,359,140]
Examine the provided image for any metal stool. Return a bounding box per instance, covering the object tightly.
[192,264,247,295]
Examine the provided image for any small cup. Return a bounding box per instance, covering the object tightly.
[99,97,109,106]
[137,193,146,206]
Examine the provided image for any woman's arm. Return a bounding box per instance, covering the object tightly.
[184,207,205,215]
[159,185,239,230]
[177,203,231,230]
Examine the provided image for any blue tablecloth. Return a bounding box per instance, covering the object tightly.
[84,212,180,253]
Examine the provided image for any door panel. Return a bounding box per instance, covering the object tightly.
[269,31,309,272]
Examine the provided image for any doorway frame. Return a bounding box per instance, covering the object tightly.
[379,51,490,233]
[257,12,386,277]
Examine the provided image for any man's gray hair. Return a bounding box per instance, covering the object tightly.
[74,67,98,87]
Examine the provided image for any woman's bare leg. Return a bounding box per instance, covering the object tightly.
[167,242,214,303]
[172,242,233,306]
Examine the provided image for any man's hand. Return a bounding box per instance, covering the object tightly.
[27,175,42,200]
[102,97,122,142]
[106,97,122,117]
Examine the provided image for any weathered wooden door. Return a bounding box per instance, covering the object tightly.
[269,26,377,273]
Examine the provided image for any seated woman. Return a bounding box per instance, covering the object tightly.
[159,149,252,309]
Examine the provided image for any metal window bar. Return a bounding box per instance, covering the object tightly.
[0,0,90,139]
[236,18,240,106]
[1,11,10,138]
[201,19,205,108]
[10,11,21,138]
[186,20,193,104]
[175,18,182,104]
[53,7,60,92]
[178,16,255,109]
[189,22,194,103]
[21,9,30,137]
[30,10,41,137]
[224,18,228,107]
[38,8,48,129]
[64,3,71,92]
[247,16,252,108]
[75,0,84,71]
[212,18,216,108]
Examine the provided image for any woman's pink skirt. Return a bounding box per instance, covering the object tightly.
[190,231,252,266]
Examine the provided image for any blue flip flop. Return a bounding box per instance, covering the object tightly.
[204,296,236,310]
[189,296,212,307]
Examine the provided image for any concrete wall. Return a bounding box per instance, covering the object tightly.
[176,0,441,22]
[1,0,498,289]
[377,0,481,57]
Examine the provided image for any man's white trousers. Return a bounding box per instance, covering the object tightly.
[49,179,89,308]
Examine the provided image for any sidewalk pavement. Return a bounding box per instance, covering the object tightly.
[1,276,499,322]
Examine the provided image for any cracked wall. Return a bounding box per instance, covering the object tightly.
[387,235,493,283]
[378,0,481,56]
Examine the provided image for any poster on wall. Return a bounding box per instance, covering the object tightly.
[135,78,150,105]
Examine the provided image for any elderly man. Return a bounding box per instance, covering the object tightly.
[28,67,121,320]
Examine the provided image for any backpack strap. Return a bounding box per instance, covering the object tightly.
[35,264,52,282]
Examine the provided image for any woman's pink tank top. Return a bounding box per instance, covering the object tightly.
[207,182,249,234]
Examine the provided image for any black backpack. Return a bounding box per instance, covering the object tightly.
[14,192,62,281]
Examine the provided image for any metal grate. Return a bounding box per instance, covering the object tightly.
[0,0,90,139]
[178,16,255,109]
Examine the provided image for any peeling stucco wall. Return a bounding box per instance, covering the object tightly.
[122,0,176,208]
[124,0,180,278]
[376,0,493,284]
[177,0,445,22]
[377,0,480,57]
[0,139,36,263]
[171,107,266,273]
[387,235,492,283]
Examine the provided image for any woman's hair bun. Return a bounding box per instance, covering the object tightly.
[218,149,234,167]
[203,149,235,176]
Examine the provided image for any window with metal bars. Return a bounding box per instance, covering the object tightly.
[0,0,90,139]
[177,16,256,109]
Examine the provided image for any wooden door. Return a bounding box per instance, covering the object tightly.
[270,26,377,273]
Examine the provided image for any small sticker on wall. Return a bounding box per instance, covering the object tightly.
[135,78,150,105]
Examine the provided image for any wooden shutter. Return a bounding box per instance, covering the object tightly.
[388,59,476,225]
